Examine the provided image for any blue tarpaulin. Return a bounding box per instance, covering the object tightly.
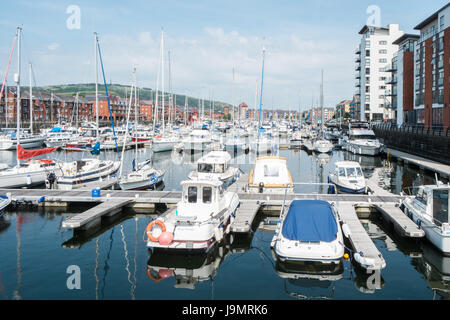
[281,200,338,242]
[49,127,61,132]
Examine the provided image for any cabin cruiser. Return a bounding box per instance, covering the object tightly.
[152,135,179,153]
[247,156,294,194]
[271,200,345,263]
[343,128,381,156]
[313,138,333,153]
[402,182,450,254]
[181,129,212,152]
[118,159,165,190]
[0,130,45,150]
[224,134,248,152]
[249,134,274,154]
[45,127,79,148]
[290,131,302,148]
[146,180,239,252]
[54,154,121,190]
[188,151,240,188]
[328,161,367,194]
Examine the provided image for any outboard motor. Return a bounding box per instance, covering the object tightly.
[258,182,264,194]
[46,172,56,189]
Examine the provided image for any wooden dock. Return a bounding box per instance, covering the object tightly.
[386,148,450,179]
[62,198,133,230]
[374,203,425,238]
[337,202,386,270]
[77,176,119,190]
[231,201,261,233]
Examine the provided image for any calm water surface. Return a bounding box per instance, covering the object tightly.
[0,143,448,300]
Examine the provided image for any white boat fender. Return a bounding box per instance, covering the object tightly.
[353,252,375,268]
[214,225,224,242]
[26,175,32,185]
[342,223,351,238]
[225,223,231,234]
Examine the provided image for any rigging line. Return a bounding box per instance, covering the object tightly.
[96,41,119,154]
[100,227,115,300]
[0,35,16,102]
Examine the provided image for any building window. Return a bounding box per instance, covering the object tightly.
[379,40,387,45]
[440,15,445,31]
[379,58,387,63]
[379,49,387,54]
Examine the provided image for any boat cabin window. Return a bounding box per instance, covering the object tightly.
[350,135,375,140]
[214,164,225,173]
[433,189,449,225]
[198,163,213,173]
[264,165,279,177]
[188,186,197,203]
[203,187,212,203]
[338,168,346,177]
[346,167,363,178]
[219,186,224,198]
[415,189,428,207]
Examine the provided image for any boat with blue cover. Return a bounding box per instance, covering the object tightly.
[271,200,345,263]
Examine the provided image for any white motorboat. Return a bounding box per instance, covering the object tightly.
[181,129,212,152]
[343,128,382,156]
[45,127,79,148]
[402,182,450,254]
[271,200,345,263]
[152,135,179,153]
[54,156,120,190]
[313,139,333,153]
[146,179,239,252]
[0,132,45,150]
[188,151,240,188]
[0,194,11,212]
[249,135,274,154]
[119,160,165,190]
[247,156,294,194]
[328,161,367,194]
[224,135,248,152]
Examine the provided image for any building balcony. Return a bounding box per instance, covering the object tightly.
[386,77,397,84]
[355,81,361,87]
[355,72,361,79]
[355,56,361,63]
[385,64,397,72]
[355,47,361,54]
[355,65,361,71]
[385,90,396,96]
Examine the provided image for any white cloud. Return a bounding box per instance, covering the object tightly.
[47,43,60,51]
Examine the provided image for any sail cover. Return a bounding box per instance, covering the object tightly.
[17,144,56,160]
[281,200,338,242]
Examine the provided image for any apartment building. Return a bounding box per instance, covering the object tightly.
[412,3,450,130]
[355,24,404,122]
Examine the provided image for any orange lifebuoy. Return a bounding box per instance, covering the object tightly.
[146,267,163,283]
[145,220,166,242]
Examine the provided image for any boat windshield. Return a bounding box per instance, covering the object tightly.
[433,189,449,225]
[214,164,225,173]
[338,168,346,177]
[203,187,212,203]
[198,163,213,173]
[188,186,197,203]
[346,167,363,178]
[350,135,375,140]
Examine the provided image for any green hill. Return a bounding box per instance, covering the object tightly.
[37,83,233,113]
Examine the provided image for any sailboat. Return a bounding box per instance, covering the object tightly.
[53,32,120,190]
[0,27,60,188]
[118,69,165,191]
[312,70,333,154]
[152,30,179,153]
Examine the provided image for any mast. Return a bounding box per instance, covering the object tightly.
[161,30,165,134]
[75,92,79,128]
[321,69,324,137]
[253,79,258,123]
[29,62,32,135]
[168,50,172,128]
[5,80,7,128]
[257,46,265,142]
[133,67,137,166]
[232,67,235,126]
[15,26,21,167]
[94,32,99,140]
[153,37,161,135]
[184,94,187,126]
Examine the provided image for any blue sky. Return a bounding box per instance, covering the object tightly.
[0,0,448,111]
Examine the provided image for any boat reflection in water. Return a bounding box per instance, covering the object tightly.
[275,259,343,299]
[146,240,231,289]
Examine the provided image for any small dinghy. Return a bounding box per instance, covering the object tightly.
[271,200,345,263]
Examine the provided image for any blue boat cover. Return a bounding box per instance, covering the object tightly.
[49,127,61,132]
[281,200,338,242]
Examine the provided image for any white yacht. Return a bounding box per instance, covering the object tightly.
[249,135,274,154]
[181,129,212,152]
[188,151,240,188]
[402,183,450,254]
[54,156,120,190]
[247,156,294,194]
[313,138,333,153]
[146,180,239,252]
[45,128,79,149]
[0,131,45,150]
[152,135,179,153]
[328,161,367,194]
[0,158,60,188]
[343,128,382,156]
[271,200,345,263]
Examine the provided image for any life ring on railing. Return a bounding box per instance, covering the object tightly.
[145,220,166,242]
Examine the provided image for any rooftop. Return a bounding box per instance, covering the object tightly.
[414,3,450,30]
